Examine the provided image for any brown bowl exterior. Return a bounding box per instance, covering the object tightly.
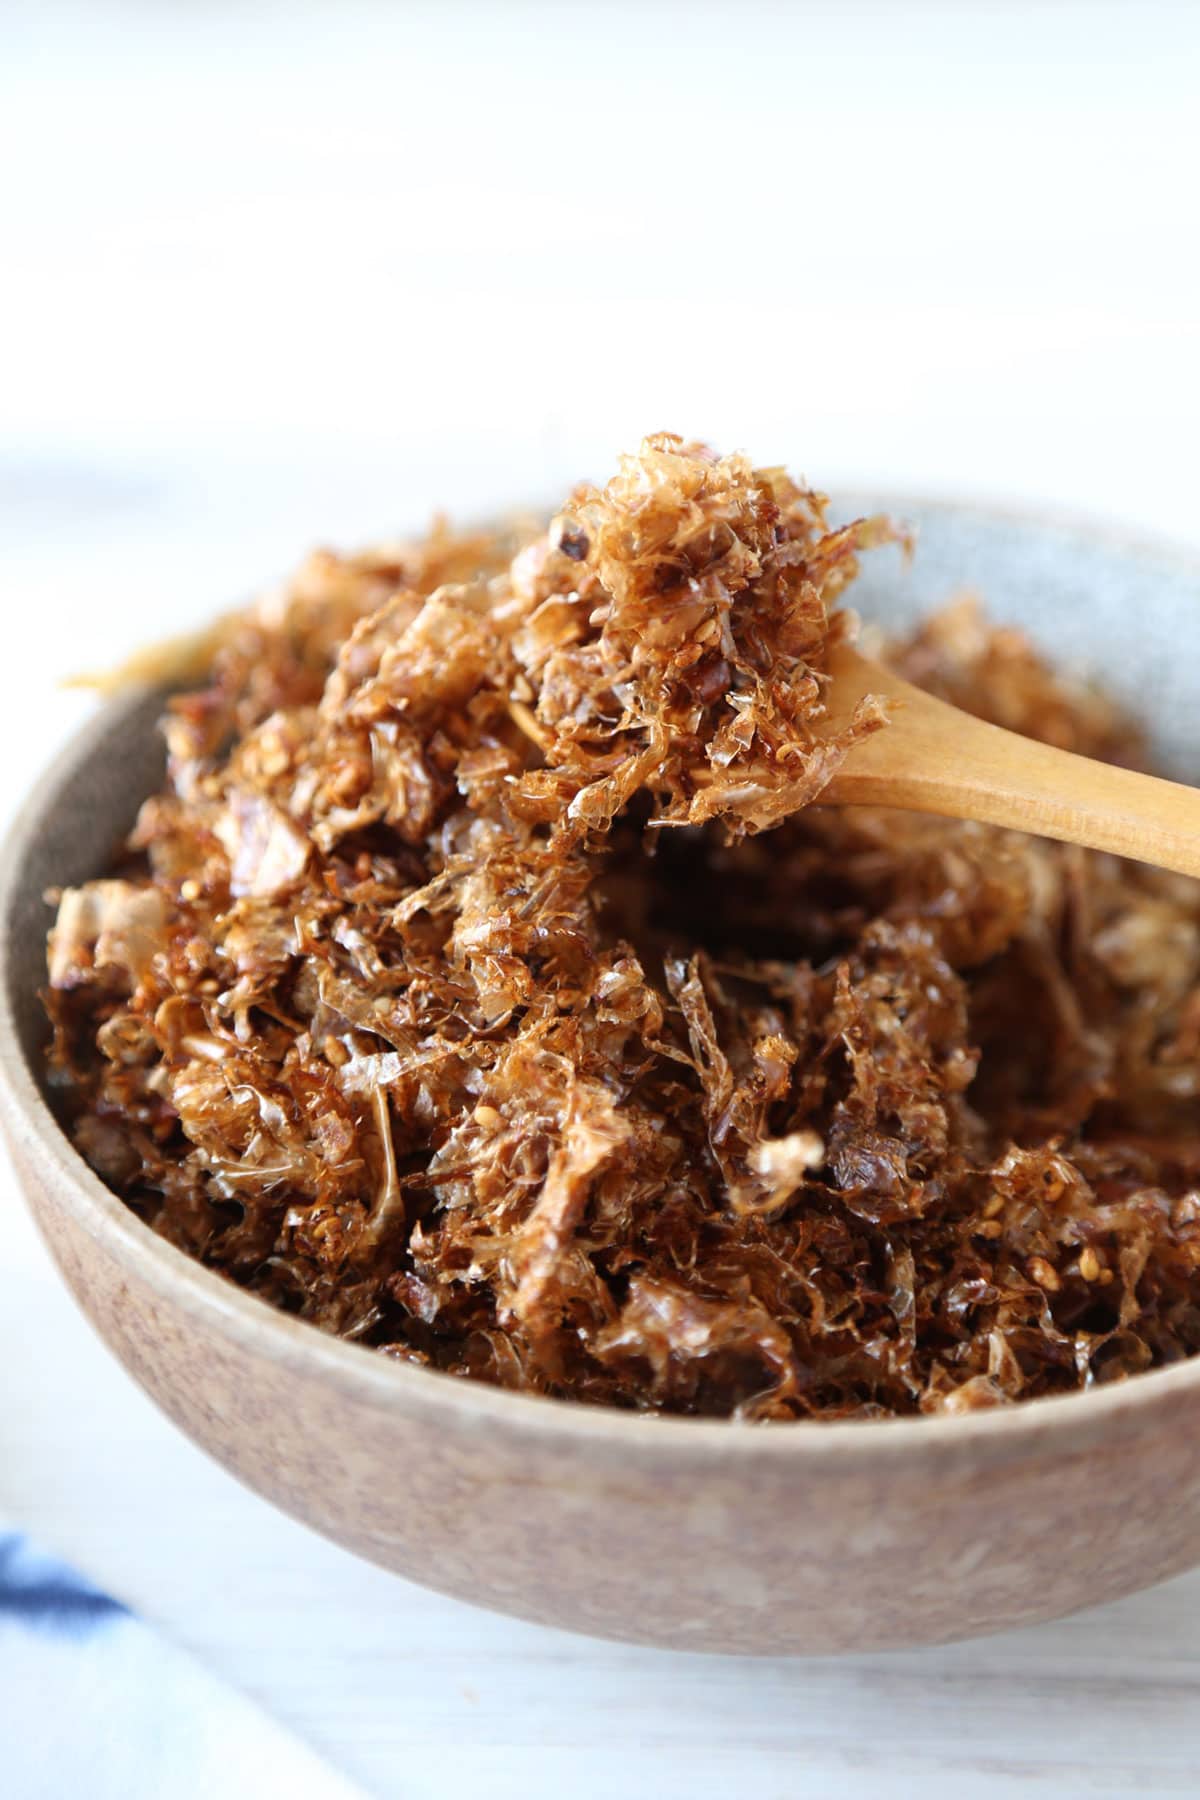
[7,501,1200,1654]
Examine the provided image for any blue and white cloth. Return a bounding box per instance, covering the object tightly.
[0,1529,366,1799]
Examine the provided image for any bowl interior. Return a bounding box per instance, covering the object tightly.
[840,495,1200,779]
[7,685,168,1073]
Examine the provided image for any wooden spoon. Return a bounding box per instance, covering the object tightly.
[820,640,1200,879]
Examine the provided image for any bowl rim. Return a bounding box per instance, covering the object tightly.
[6,488,1200,1463]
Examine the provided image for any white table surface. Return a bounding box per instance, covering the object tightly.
[4,4,1200,1795]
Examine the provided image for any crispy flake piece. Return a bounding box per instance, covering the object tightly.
[44,440,1200,1418]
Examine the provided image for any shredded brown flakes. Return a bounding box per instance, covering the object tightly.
[44,435,1200,1419]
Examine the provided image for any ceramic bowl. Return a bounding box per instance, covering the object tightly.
[4,496,1200,1656]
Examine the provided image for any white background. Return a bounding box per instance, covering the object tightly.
[2,3,1200,1795]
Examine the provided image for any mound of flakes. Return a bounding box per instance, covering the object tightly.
[45,436,1200,1419]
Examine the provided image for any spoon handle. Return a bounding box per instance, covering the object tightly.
[821,642,1200,880]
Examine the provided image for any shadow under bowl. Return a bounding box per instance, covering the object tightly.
[4,495,1200,1655]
